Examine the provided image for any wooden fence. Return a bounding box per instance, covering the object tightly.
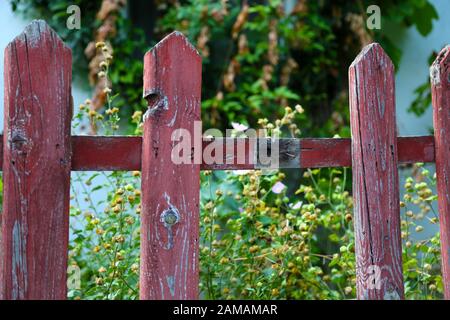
[0,20,449,300]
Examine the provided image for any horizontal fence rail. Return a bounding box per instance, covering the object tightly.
[0,135,436,170]
[1,20,449,300]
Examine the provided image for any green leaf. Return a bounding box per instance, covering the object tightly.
[412,2,438,36]
[409,81,432,116]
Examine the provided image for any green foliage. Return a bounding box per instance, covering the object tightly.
[409,82,432,117]
[404,1,438,36]
[401,164,442,298]
[10,0,148,130]
[68,46,142,299]
[9,0,438,134]
[199,167,356,299]
[409,52,437,117]
[69,171,141,300]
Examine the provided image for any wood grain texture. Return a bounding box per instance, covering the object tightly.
[397,136,434,165]
[71,136,142,171]
[349,43,404,300]
[140,32,202,299]
[0,135,437,170]
[68,136,435,170]
[68,135,434,169]
[1,20,72,299]
[431,45,450,299]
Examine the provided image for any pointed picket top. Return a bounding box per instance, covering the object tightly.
[7,19,70,52]
[148,30,201,57]
[430,45,450,86]
[143,31,201,100]
[140,29,202,299]
[2,18,72,299]
[350,42,393,71]
[348,42,403,300]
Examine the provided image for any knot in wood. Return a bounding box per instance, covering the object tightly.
[161,207,180,227]
[144,91,168,119]
[10,131,28,150]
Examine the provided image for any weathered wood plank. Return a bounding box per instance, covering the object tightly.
[71,136,142,171]
[349,43,404,300]
[1,20,72,299]
[140,31,202,299]
[397,136,434,165]
[431,45,450,299]
[0,135,437,170]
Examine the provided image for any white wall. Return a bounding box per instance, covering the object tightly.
[394,0,450,136]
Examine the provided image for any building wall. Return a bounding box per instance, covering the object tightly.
[394,0,450,136]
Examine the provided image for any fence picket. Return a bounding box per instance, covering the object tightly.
[140,32,202,299]
[1,20,72,299]
[349,43,404,300]
[431,45,450,299]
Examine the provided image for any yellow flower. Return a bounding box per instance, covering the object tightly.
[249,245,260,253]
[132,111,142,122]
[219,257,229,264]
[295,104,304,113]
[132,171,140,177]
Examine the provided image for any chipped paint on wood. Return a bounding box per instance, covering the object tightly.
[70,135,142,171]
[349,43,404,300]
[160,193,181,250]
[140,31,202,300]
[0,135,423,171]
[1,20,72,300]
[11,221,27,299]
[431,45,450,299]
